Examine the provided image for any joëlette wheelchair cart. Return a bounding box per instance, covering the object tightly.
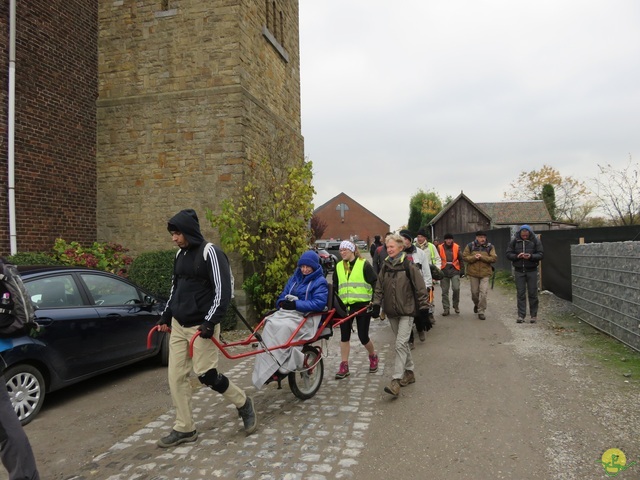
[148,288,369,400]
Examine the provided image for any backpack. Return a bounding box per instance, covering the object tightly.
[0,260,37,337]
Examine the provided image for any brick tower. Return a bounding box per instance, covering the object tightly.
[96,1,303,267]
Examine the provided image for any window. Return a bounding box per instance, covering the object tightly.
[263,0,289,62]
[80,274,140,307]
[26,275,83,308]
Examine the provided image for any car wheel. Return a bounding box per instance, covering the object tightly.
[159,332,170,366]
[4,364,46,426]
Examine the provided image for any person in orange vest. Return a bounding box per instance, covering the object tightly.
[437,233,465,316]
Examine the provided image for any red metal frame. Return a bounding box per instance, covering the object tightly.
[147,306,369,360]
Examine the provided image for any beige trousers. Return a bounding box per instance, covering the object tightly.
[469,276,490,313]
[168,319,246,433]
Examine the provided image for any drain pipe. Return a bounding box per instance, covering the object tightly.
[7,0,17,254]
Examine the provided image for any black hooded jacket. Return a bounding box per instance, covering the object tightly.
[506,225,544,272]
[161,209,232,327]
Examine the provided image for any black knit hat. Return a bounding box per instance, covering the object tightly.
[416,228,428,238]
[476,230,487,237]
[399,229,413,242]
[444,233,454,240]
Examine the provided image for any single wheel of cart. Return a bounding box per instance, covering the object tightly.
[288,345,324,399]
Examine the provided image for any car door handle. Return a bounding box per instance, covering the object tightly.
[35,318,53,326]
[106,313,122,319]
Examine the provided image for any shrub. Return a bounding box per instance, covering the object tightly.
[51,238,133,276]
[6,252,61,266]
[128,250,176,299]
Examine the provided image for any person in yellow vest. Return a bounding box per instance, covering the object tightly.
[437,233,465,316]
[332,240,379,379]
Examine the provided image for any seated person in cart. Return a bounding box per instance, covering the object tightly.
[252,251,328,389]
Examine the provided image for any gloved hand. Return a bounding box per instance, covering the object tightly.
[370,304,381,318]
[418,309,432,331]
[280,300,297,310]
[198,321,215,339]
[24,321,40,337]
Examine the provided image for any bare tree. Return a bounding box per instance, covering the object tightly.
[591,156,640,226]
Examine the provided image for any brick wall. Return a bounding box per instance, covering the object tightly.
[315,193,390,245]
[0,1,98,255]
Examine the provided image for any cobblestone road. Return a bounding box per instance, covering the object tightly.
[70,321,390,479]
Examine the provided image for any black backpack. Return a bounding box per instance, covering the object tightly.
[0,260,37,337]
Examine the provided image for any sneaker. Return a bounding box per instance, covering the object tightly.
[442,309,450,317]
[237,396,258,435]
[517,318,524,323]
[418,330,426,342]
[399,370,415,387]
[454,307,460,314]
[530,317,537,324]
[473,305,478,313]
[384,379,400,396]
[157,429,198,448]
[478,313,486,320]
[335,361,350,379]
[369,354,379,373]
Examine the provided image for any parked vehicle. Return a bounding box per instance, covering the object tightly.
[0,266,168,425]
[316,249,338,277]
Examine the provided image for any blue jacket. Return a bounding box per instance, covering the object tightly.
[276,255,328,313]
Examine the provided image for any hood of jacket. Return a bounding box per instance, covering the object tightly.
[167,209,205,249]
[517,224,534,239]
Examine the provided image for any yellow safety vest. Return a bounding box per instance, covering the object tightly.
[336,258,373,305]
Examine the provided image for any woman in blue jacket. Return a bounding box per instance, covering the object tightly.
[252,251,328,388]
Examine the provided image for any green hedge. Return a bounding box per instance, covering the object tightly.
[128,250,175,299]
[6,252,61,266]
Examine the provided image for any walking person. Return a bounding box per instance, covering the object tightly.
[399,230,433,347]
[437,233,464,316]
[155,209,257,447]
[369,235,383,259]
[371,234,431,397]
[333,241,378,379]
[506,225,544,323]
[462,231,497,320]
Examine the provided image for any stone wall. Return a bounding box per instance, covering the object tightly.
[97,0,301,248]
[571,241,640,352]
[0,0,98,254]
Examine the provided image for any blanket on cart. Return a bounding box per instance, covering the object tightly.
[252,308,321,389]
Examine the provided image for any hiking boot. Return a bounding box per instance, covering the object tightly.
[478,313,486,320]
[418,330,426,342]
[237,396,258,435]
[442,309,450,317]
[384,379,400,396]
[454,307,460,314]
[473,305,478,313]
[399,370,415,387]
[530,317,537,324]
[335,361,350,379]
[157,429,198,448]
[368,355,379,373]
[517,318,524,323]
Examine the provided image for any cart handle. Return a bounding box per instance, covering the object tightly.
[147,325,170,349]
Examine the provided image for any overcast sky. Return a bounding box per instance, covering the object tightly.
[299,1,640,231]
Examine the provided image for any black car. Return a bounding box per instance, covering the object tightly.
[0,266,168,425]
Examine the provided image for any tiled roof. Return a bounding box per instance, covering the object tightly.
[476,201,552,225]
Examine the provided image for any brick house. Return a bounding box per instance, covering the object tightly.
[314,192,389,246]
